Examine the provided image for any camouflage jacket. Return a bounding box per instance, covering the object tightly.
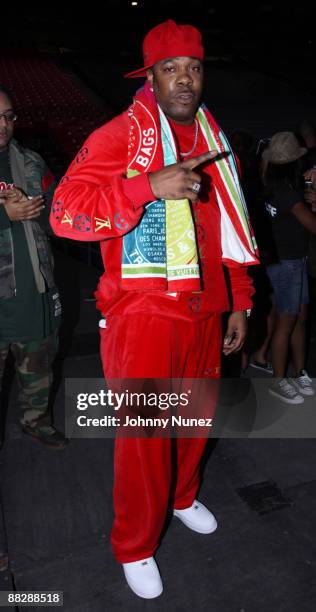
[0,140,56,299]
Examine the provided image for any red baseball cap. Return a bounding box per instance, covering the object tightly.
[125,19,204,78]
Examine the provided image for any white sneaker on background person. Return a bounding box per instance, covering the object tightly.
[269,378,304,404]
[291,370,315,397]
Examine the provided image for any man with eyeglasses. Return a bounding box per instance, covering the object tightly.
[0,85,67,450]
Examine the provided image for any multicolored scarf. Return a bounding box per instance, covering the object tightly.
[122,82,258,291]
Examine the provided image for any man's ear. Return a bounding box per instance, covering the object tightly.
[146,68,154,90]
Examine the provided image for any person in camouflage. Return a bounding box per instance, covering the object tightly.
[0,85,67,449]
[0,335,57,427]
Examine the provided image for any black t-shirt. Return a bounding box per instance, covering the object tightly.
[0,148,51,343]
[264,184,309,261]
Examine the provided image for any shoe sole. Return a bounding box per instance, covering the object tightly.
[249,363,273,374]
[268,389,304,404]
[125,580,163,599]
[22,431,68,450]
[173,512,218,534]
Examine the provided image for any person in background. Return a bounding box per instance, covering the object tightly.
[0,85,67,450]
[297,121,316,344]
[262,132,316,403]
[297,120,316,167]
[230,131,275,374]
[50,21,257,598]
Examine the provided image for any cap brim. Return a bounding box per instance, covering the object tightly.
[124,64,153,78]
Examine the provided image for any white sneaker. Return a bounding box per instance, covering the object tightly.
[173,499,217,534]
[122,557,163,599]
[291,370,315,397]
[269,378,304,404]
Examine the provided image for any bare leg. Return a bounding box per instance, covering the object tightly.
[290,304,307,376]
[254,306,276,363]
[271,311,297,377]
[241,348,249,371]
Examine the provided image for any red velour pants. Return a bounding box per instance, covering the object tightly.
[100,312,221,563]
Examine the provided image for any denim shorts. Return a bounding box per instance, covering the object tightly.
[266,258,309,315]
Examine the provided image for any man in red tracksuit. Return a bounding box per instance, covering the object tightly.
[50,20,257,599]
